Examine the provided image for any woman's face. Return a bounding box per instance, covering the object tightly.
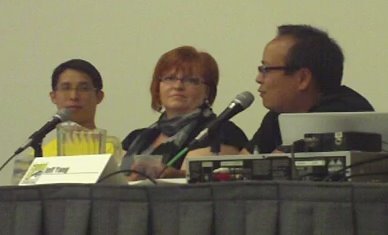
[159,68,208,118]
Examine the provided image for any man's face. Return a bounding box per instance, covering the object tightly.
[256,36,302,113]
[49,69,104,128]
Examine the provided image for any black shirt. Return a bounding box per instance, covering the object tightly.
[245,86,374,153]
[122,120,248,169]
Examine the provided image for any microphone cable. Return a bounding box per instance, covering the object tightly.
[165,147,189,168]
[0,136,44,172]
[160,91,254,172]
[0,152,19,172]
[322,152,388,182]
[341,171,388,181]
[97,169,157,185]
[0,109,72,173]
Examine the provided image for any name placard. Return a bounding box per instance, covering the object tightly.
[19,154,127,185]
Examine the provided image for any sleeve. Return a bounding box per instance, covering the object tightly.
[311,86,374,112]
[218,121,248,150]
[244,111,281,153]
[121,129,145,150]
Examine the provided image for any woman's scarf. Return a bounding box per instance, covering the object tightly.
[121,105,215,170]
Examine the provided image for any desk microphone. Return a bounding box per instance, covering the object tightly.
[0,109,72,172]
[165,91,255,167]
[188,91,255,149]
[15,108,72,155]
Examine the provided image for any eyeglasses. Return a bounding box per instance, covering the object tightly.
[55,84,97,93]
[159,76,205,86]
[258,65,298,75]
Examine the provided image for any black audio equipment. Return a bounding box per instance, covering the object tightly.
[186,151,388,183]
[303,131,381,152]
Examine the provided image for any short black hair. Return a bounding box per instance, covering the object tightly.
[51,59,103,91]
[277,24,344,91]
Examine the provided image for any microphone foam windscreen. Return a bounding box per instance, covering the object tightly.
[57,108,72,121]
[235,91,255,109]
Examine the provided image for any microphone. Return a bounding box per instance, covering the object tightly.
[0,109,71,172]
[165,91,255,167]
[14,108,72,155]
[212,91,255,128]
[189,91,254,148]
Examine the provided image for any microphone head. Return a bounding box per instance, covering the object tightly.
[56,108,72,121]
[235,91,255,109]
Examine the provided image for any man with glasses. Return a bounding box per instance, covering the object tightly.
[50,59,104,131]
[46,59,124,158]
[12,59,112,184]
[242,24,374,154]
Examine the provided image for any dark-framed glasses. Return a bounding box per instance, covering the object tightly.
[55,84,97,93]
[258,65,298,75]
[159,76,205,86]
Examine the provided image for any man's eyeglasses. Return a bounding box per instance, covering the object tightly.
[55,85,97,93]
[258,65,298,75]
[159,76,205,86]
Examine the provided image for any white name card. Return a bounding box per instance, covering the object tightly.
[19,154,127,185]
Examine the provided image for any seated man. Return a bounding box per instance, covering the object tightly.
[46,59,108,156]
[242,24,374,154]
[12,59,121,184]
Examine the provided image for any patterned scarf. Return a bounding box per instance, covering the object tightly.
[121,105,214,170]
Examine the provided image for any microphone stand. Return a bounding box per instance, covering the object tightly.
[209,126,221,155]
[31,139,43,158]
[161,126,221,178]
[0,136,44,172]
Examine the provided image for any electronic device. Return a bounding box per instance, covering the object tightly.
[186,151,388,183]
[303,131,381,152]
[278,112,388,147]
[186,154,292,183]
[293,151,388,182]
